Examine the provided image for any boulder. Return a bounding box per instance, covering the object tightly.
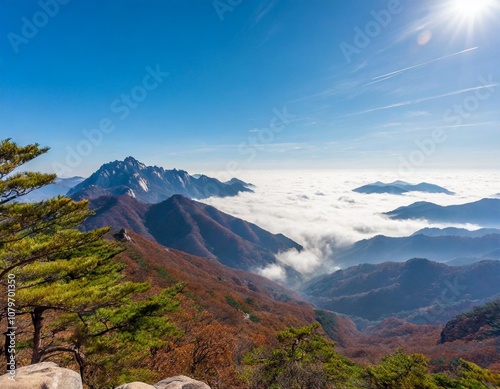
[116,383,156,389]
[0,362,83,389]
[154,375,211,389]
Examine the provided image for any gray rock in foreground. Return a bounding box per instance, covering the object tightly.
[0,363,211,389]
[0,362,83,389]
[116,382,156,389]
[154,375,211,388]
[0,362,210,389]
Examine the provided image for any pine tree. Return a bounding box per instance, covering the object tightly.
[366,348,438,389]
[246,323,364,388]
[0,139,181,387]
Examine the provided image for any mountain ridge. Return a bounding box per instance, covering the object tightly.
[19,176,85,202]
[412,227,500,238]
[353,181,454,195]
[68,156,253,203]
[82,194,303,285]
[333,233,500,267]
[301,258,500,323]
[384,198,500,227]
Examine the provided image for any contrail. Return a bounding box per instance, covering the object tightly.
[362,75,397,87]
[292,48,479,103]
[347,84,498,116]
[371,47,478,81]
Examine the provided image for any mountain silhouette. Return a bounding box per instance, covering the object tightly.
[333,233,500,267]
[411,227,500,238]
[20,176,85,202]
[353,181,454,195]
[384,198,500,227]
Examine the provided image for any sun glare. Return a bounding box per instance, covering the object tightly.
[452,0,494,20]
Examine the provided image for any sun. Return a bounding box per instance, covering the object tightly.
[451,0,494,20]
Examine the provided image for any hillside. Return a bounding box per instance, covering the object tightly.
[82,195,303,284]
[116,232,500,377]
[338,317,500,374]
[113,233,500,371]
[114,230,355,347]
[301,258,500,322]
[68,156,252,203]
[440,300,500,343]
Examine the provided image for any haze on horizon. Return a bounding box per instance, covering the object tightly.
[1,0,499,177]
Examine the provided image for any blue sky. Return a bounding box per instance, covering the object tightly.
[1,0,499,176]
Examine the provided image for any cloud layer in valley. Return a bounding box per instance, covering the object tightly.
[201,170,500,280]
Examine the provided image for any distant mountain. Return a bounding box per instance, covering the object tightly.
[225,177,254,187]
[353,181,454,195]
[412,227,500,238]
[333,233,500,268]
[440,300,500,343]
[384,198,500,227]
[301,258,500,322]
[19,176,85,202]
[82,194,303,285]
[68,156,252,203]
[444,251,500,267]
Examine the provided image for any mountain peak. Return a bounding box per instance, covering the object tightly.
[123,156,145,168]
[68,157,253,203]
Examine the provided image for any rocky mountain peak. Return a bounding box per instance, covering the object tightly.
[67,157,253,203]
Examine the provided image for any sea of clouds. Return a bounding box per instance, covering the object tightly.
[201,170,500,281]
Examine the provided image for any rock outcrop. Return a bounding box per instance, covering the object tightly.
[0,363,212,389]
[0,362,83,389]
[116,382,155,389]
[154,375,211,388]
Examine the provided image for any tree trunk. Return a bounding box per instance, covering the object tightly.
[39,346,87,385]
[31,307,45,364]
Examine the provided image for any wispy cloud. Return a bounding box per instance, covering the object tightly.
[287,89,342,104]
[413,121,499,131]
[289,48,479,105]
[370,47,478,82]
[359,48,479,88]
[407,111,431,117]
[351,61,367,74]
[346,84,498,117]
[362,74,398,87]
[254,1,276,24]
